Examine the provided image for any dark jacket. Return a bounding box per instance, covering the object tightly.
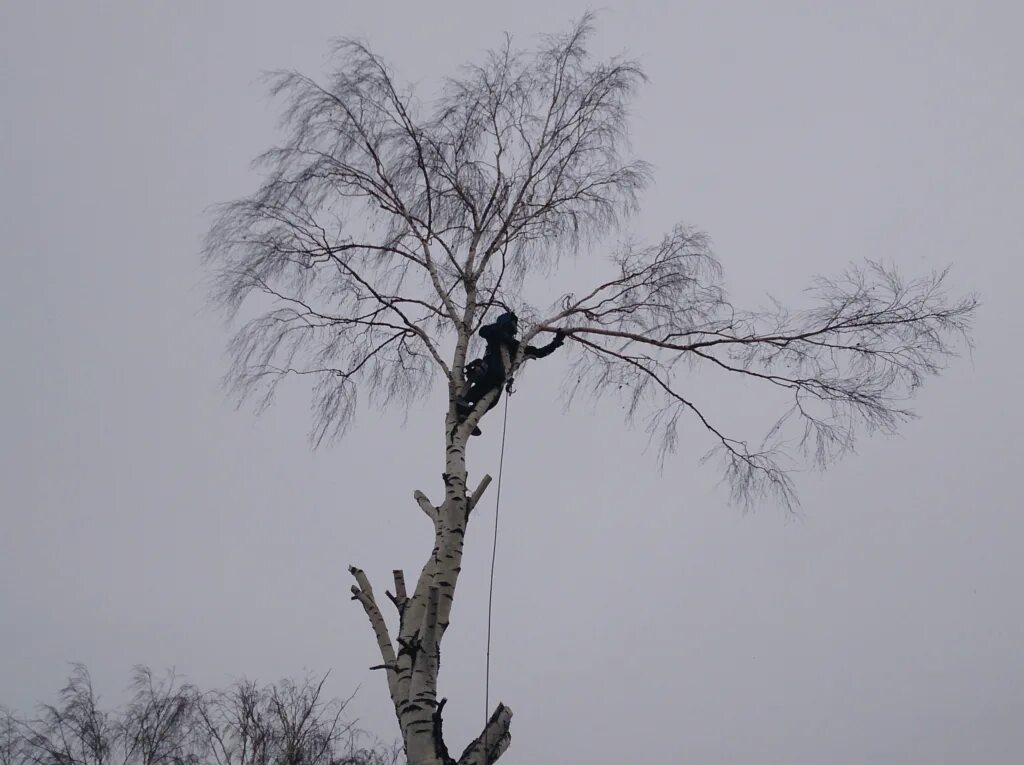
[478,321,562,377]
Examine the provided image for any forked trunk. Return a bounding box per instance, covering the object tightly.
[350,393,512,765]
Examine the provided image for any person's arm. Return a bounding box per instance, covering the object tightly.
[524,330,566,359]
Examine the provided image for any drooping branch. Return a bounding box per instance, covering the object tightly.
[552,253,976,507]
[571,333,797,504]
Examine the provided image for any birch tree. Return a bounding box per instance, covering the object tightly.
[204,15,976,765]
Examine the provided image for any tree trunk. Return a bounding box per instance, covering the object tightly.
[350,391,512,765]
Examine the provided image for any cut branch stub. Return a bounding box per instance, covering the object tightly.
[457,704,513,765]
[386,568,409,616]
[467,474,493,515]
[414,490,439,522]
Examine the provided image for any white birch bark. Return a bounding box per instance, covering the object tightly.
[349,343,518,765]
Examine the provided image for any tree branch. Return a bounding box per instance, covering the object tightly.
[347,566,400,704]
[456,704,512,765]
[413,491,438,523]
[467,474,493,515]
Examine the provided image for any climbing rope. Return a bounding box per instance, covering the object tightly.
[483,391,511,756]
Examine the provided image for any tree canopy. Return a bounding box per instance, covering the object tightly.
[205,13,975,505]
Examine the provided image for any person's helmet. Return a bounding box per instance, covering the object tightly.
[495,312,519,333]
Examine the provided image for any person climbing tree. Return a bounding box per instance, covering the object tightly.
[456,312,565,434]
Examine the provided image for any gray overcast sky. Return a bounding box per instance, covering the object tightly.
[2,1,1021,762]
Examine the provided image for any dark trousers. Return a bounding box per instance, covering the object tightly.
[460,365,505,415]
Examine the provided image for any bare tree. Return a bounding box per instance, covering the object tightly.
[16,665,121,765]
[193,674,398,765]
[203,14,976,765]
[3,667,397,765]
[2,709,24,765]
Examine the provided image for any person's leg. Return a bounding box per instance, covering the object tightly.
[457,369,504,434]
[462,367,502,410]
[457,360,486,402]
[458,381,486,415]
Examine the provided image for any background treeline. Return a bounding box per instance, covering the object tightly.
[1,667,399,765]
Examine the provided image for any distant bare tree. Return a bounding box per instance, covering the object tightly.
[3,667,397,765]
[2,709,23,765]
[204,13,976,765]
[16,665,122,765]
[194,675,397,765]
